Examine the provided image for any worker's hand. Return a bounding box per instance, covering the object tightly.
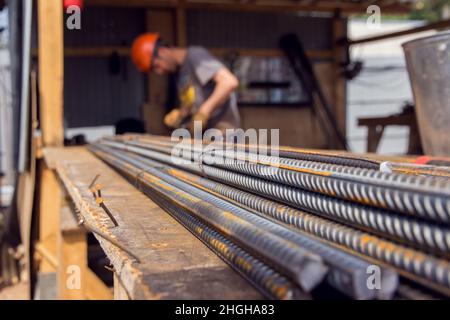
[164,109,185,129]
[188,112,209,135]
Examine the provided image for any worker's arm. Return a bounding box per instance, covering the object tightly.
[197,68,239,118]
[165,68,237,130]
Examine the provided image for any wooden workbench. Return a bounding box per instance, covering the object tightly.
[42,146,261,299]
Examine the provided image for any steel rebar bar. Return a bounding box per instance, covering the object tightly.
[88,134,450,298]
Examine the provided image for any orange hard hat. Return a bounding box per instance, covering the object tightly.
[131,33,160,72]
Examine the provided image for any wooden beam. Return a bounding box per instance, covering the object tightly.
[59,197,113,300]
[57,230,87,299]
[85,0,414,14]
[36,202,113,300]
[348,19,450,46]
[37,165,61,273]
[64,46,130,57]
[35,242,58,269]
[144,9,175,135]
[86,269,113,300]
[113,273,130,300]
[331,12,347,150]
[57,205,87,299]
[55,46,332,59]
[358,111,421,154]
[86,0,177,9]
[38,0,64,147]
[366,125,385,153]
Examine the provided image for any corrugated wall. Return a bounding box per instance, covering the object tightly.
[63,7,146,128]
[186,10,332,50]
[64,57,145,128]
[59,7,339,148]
[185,10,336,148]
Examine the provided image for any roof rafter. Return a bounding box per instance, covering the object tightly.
[85,0,417,14]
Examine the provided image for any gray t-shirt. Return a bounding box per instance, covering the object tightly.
[177,46,240,129]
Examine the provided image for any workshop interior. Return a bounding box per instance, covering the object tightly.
[1,0,450,302]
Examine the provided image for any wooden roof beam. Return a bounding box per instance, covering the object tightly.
[84,0,415,14]
[347,18,450,45]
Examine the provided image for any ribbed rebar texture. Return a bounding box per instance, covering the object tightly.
[89,134,450,299]
[146,189,302,300]
[91,146,328,292]
[101,140,450,256]
[150,140,450,224]
[99,145,398,299]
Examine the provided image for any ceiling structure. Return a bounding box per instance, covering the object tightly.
[86,0,419,14]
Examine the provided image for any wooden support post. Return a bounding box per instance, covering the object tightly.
[367,125,385,153]
[57,206,87,299]
[332,11,348,150]
[36,0,65,297]
[38,0,64,147]
[36,168,112,300]
[37,165,61,273]
[85,269,113,300]
[113,273,130,300]
[57,203,113,300]
[57,231,87,299]
[143,9,176,135]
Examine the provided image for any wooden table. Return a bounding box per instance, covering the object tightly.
[39,146,261,299]
[358,110,422,155]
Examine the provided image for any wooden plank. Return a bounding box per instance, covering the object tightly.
[35,243,58,269]
[57,227,87,299]
[43,146,262,299]
[358,112,422,155]
[64,46,130,57]
[86,269,113,300]
[87,0,177,9]
[38,0,64,147]
[57,205,86,299]
[331,12,347,150]
[348,19,450,46]
[366,126,385,153]
[44,46,331,60]
[143,9,175,135]
[60,206,84,235]
[85,0,415,13]
[113,273,130,300]
[358,112,416,126]
[37,165,61,272]
[182,0,414,13]
[51,204,113,300]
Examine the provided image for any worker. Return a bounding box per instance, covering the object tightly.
[131,33,241,136]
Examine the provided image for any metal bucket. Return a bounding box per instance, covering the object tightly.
[403,32,450,156]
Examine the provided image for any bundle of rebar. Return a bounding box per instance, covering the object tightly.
[89,134,450,300]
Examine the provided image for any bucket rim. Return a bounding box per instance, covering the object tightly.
[402,31,450,50]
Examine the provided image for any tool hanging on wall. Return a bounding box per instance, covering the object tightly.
[279,34,348,150]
